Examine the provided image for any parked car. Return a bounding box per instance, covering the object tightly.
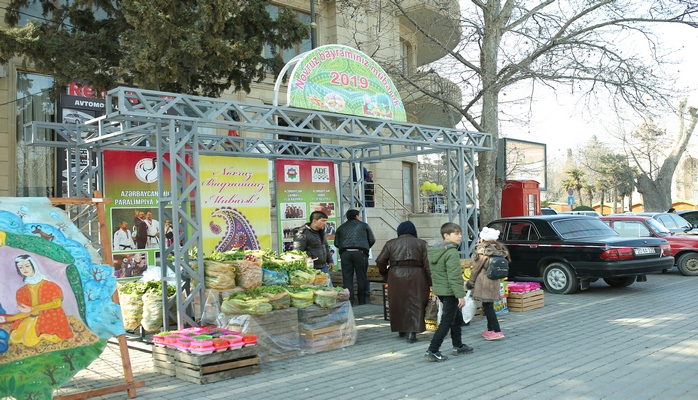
[559,211,602,217]
[486,215,674,294]
[540,207,558,215]
[620,212,694,234]
[600,214,698,276]
[676,210,698,233]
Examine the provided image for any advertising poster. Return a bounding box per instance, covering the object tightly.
[199,156,271,255]
[103,150,171,277]
[275,159,338,263]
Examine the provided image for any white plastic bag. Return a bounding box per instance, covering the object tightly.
[462,290,477,323]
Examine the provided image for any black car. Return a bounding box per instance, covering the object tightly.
[486,215,674,294]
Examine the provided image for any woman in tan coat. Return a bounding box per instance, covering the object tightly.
[466,227,510,341]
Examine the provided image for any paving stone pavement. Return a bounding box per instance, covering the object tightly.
[54,271,698,399]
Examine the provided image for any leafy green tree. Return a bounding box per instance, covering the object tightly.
[0,0,309,96]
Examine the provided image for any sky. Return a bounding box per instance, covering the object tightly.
[501,23,698,164]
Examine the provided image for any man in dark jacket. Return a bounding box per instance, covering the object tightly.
[335,209,376,305]
[293,211,334,273]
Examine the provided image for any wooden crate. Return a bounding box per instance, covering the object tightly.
[507,290,544,312]
[299,323,350,352]
[367,265,383,282]
[152,346,177,376]
[298,303,356,353]
[244,308,300,362]
[152,346,260,384]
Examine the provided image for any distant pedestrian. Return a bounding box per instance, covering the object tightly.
[376,221,430,343]
[335,209,376,305]
[467,227,510,341]
[365,170,375,207]
[425,222,472,362]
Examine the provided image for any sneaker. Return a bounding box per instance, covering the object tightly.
[424,350,448,362]
[452,344,474,355]
[482,330,495,338]
[485,331,505,341]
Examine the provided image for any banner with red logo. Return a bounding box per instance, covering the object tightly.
[275,160,338,262]
[103,150,172,277]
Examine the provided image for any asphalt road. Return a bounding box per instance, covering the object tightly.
[55,269,698,399]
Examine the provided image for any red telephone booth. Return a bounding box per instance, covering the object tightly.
[501,180,541,217]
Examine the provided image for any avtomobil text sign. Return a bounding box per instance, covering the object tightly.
[286,45,406,121]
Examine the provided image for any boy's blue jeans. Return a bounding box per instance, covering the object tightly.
[428,295,465,353]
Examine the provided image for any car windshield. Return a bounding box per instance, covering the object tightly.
[646,218,671,235]
[552,218,618,239]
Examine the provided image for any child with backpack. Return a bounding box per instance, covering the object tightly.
[466,227,510,340]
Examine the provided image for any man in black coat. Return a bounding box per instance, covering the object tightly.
[335,209,376,305]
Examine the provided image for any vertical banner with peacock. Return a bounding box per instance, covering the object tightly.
[275,159,338,263]
[199,156,271,255]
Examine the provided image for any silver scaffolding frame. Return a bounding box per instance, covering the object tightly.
[25,86,492,330]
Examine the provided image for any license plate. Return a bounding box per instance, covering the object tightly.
[634,247,655,255]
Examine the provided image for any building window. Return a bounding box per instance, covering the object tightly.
[400,40,412,76]
[16,72,56,196]
[264,5,312,64]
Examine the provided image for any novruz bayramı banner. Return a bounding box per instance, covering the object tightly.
[275,159,339,264]
[285,44,407,121]
[199,156,271,255]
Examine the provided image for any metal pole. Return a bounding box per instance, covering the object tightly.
[310,0,317,49]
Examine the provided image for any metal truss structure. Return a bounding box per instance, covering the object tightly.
[26,86,492,329]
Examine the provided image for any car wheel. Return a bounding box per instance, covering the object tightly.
[543,263,579,294]
[602,277,636,287]
[677,253,698,276]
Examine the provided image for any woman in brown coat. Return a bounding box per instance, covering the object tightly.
[376,221,431,343]
[466,227,510,341]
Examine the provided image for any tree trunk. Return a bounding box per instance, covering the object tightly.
[636,174,672,212]
[475,2,504,228]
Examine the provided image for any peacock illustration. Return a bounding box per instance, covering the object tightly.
[210,207,260,252]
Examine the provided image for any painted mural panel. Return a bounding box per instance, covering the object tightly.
[0,197,124,399]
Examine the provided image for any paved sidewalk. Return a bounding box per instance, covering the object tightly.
[55,271,698,399]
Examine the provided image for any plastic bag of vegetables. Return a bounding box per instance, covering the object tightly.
[313,288,338,308]
[334,287,351,302]
[287,287,314,308]
[140,281,176,332]
[262,268,289,286]
[252,285,291,310]
[118,282,146,330]
[289,269,316,286]
[221,292,272,315]
[232,259,263,290]
[190,259,237,290]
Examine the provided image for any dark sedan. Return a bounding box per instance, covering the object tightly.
[486,215,674,294]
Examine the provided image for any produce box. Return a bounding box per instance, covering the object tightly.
[507,290,544,312]
[369,288,384,305]
[152,346,260,384]
[298,302,357,354]
[367,265,383,281]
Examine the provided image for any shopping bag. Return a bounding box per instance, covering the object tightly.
[425,294,439,321]
[461,290,477,323]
